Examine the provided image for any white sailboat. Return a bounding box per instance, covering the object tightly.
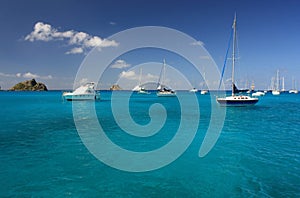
[132,68,149,94]
[200,72,208,95]
[189,87,198,92]
[289,77,298,94]
[272,70,280,95]
[216,14,258,106]
[157,59,176,97]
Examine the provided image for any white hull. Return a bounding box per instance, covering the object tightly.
[252,91,265,97]
[217,95,258,106]
[63,93,99,101]
[200,90,208,95]
[62,82,100,101]
[289,90,298,94]
[189,88,198,93]
[157,91,176,97]
[272,90,280,95]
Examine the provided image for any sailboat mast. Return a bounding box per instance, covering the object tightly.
[232,14,237,96]
[163,59,166,87]
[276,69,279,91]
[138,68,142,86]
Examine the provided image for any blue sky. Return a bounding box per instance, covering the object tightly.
[0,0,299,90]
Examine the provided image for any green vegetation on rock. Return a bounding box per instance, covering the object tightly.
[9,79,48,91]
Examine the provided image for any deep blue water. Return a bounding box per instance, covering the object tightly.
[0,91,299,197]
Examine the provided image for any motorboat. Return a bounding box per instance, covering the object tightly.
[63,82,100,101]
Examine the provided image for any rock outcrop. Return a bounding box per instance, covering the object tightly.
[110,84,122,90]
[9,79,48,91]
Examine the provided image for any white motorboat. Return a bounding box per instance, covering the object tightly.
[63,82,100,101]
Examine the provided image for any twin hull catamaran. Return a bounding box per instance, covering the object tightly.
[216,14,258,106]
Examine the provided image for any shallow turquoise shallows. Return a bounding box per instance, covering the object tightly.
[0,91,299,197]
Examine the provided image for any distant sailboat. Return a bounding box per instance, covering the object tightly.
[189,87,198,92]
[200,72,208,95]
[272,70,280,95]
[216,14,258,106]
[157,59,176,97]
[132,68,149,94]
[289,77,298,94]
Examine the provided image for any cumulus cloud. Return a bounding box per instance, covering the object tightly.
[66,47,84,54]
[109,21,116,25]
[0,72,52,80]
[111,59,131,69]
[119,70,159,82]
[25,22,118,54]
[191,41,204,46]
[22,72,53,79]
[119,70,137,80]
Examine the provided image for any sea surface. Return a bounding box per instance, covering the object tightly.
[0,91,299,197]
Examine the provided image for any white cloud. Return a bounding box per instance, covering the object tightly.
[191,41,205,46]
[0,72,52,80]
[0,72,15,77]
[119,70,137,80]
[25,22,119,54]
[22,72,53,79]
[111,60,131,69]
[66,47,84,54]
[23,72,39,79]
[109,21,116,25]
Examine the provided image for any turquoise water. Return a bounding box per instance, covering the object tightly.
[0,91,299,197]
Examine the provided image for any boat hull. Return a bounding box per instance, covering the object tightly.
[63,93,100,101]
[217,96,258,107]
[157,92,176,97]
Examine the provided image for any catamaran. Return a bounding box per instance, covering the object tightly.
[216,14,258,106]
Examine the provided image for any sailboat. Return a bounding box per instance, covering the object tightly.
[216,14,258,106]
[157,59,176,97]
[200,72,208,95]
[189,87,198,92]
[272,70,280,95]
[132,68,149,94]
[289,77,298,94]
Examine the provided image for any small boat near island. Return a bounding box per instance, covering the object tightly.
[216,14,258,106]
[63,82,100,101]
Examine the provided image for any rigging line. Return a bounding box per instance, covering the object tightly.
[218,27,234,90]
[157,59,164,89]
